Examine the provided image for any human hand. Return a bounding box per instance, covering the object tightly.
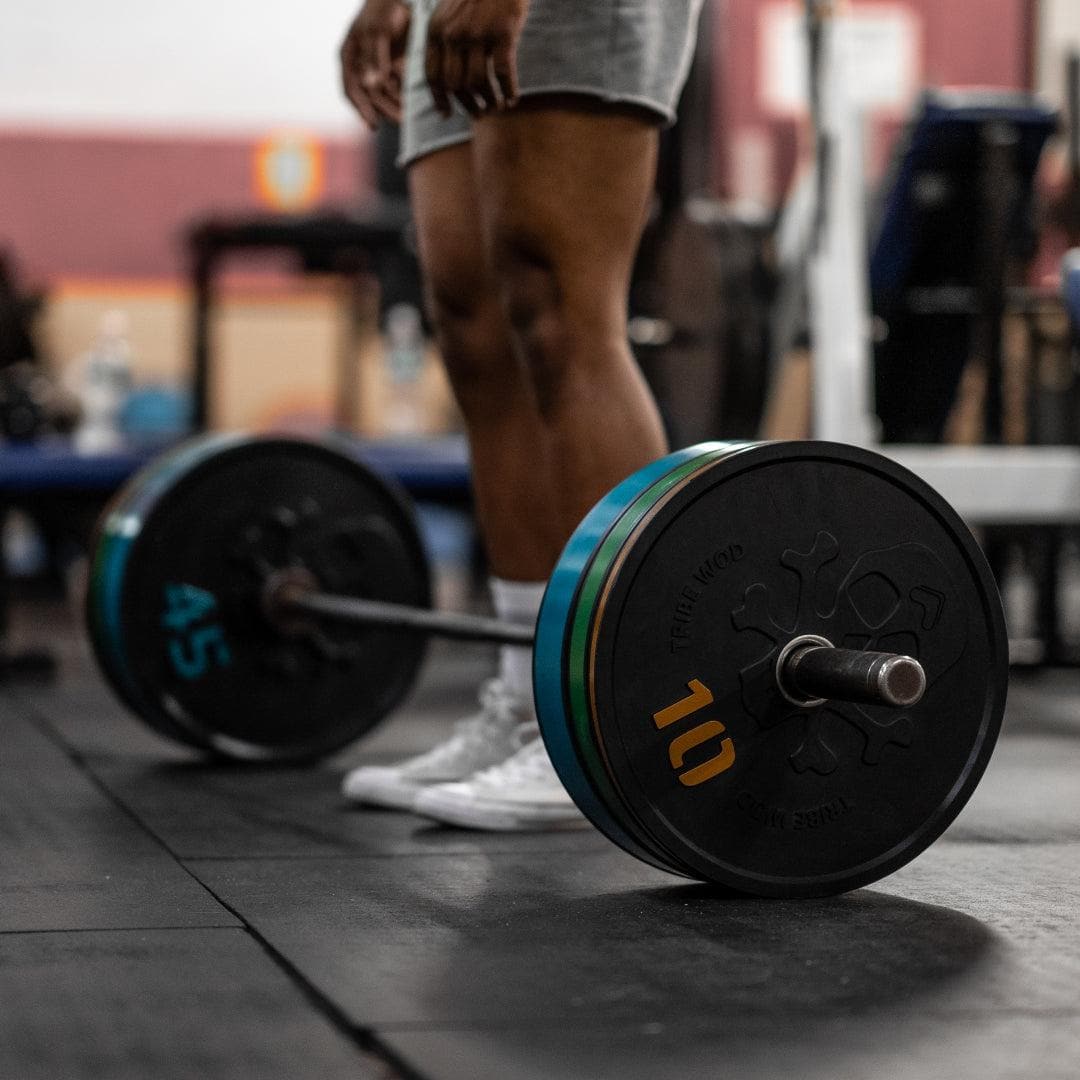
[340,0,412,128]
[425,0,529,118]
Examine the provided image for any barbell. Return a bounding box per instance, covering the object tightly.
[86,434,1009,896]
[262,568,928,708]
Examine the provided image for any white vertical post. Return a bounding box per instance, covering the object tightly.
[807,14,878,445]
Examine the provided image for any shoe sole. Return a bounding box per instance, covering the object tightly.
[413,789,588,832]
[340,774,426,810]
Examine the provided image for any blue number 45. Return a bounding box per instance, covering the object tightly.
[163,584,233,680]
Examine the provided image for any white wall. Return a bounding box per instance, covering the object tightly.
[1039,0,1080,110]
[0,0,365,134]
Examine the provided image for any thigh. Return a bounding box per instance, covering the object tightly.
[471,102,660,303]
[408,142,491,313]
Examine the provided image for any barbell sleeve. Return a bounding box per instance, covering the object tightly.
[781,641,927,708]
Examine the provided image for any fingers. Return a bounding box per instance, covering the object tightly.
[341,33,381,129]
[426,35,513,119]
[490,34,519,106]
[370,34,403,122]
[340,23,402,128]
[464,46,498,114]
[424,34,452,117]
[441,46,469,115]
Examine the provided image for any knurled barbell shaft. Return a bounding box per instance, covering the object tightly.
[270,577,927,708]
[783,643,927,708]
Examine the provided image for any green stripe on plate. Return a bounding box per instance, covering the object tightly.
[564,444,754,872]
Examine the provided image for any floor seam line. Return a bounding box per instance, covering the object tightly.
[0,925,245,936]
[190,878,432,1080]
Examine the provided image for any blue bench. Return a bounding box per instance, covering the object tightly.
[0,434,471,498]
[0,434,473,679]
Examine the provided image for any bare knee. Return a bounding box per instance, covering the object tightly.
[497,245,617,418]
[496,246,575,417]
[422,268,519,416]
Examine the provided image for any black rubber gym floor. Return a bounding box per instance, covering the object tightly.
[3,601,1079,1079]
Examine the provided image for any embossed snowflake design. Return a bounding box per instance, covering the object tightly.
[732,530,966,776]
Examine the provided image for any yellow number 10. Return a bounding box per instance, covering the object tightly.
[652,678,736,787]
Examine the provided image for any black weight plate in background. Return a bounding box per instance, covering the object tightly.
[585,441,1008,897]
[88,435,246,750]
[100,436,431,761]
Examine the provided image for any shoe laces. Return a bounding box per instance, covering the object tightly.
[414,678,532,769]
[471,737,555,788]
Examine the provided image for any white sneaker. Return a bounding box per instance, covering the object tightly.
[412,736,586,831]
[340,679,535,809]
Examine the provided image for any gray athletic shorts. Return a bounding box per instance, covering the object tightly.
[399,0,705,167]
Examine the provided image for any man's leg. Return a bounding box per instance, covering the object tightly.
[342,142,574,815]
[411,101,670,830]
[407,143,566,581]
[400,106,666,577]
[472,100,668,540]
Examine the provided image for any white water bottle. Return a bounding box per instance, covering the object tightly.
[73,310,134,453]
[383,303,425,436]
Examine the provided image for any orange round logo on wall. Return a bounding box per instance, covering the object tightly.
[253,133,326,211]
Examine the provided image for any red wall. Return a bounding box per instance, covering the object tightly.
[0,0,1036,283]
[0,130,368,283]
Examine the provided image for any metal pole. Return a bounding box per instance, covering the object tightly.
[277,587,536,646]
[272,576,926,707]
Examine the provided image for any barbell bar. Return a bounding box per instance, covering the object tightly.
[264,569,928,710]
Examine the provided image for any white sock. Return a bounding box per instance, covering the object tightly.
[490,577,546,708]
